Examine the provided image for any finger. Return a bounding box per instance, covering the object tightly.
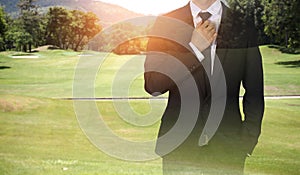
[196,21,203,29]
[208,29,216,37]
[207,23,216,31]
[200,20,210,29]
[206,26,215,34]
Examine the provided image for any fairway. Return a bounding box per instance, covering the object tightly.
[0,46,300,174]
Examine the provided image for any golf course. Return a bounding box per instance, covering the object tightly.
[0,45,299,174]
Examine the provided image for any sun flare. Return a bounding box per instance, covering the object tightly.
[99,0,190,15]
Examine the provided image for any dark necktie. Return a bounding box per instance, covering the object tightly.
[198,12,212,22]
[198,12,213,100]
[198,11,212,75]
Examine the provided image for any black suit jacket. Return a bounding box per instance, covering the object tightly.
[144,3,264,155]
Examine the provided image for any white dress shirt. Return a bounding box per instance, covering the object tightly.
[189,0,223,75]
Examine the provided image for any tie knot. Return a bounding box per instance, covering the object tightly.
[198,12,212,22]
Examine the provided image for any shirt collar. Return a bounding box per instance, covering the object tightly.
[190,0,222,18]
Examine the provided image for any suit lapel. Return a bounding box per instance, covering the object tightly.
[182,4,209,99]
[182,4,194,27]
[179,3,212,100]
[173,3,230,99]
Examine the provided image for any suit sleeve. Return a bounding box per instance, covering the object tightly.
[144,17,202,96]
[241,24,265,153]
[144,37,177,96]
[242,47,264,136]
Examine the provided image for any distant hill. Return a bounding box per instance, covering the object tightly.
[0,0,143,27]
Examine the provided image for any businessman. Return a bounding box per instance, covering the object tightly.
[144,0,264,174]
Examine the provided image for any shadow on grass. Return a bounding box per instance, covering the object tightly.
[48,46,60,50]
[268,45,300,54]
[0,66,11,70]
[276,60,300,68]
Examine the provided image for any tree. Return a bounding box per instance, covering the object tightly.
[253,0,269,44]
[225,0,274,45]
[94,22,149,54]
[17,0,42,52]
[69,10,101,51]
[0,6,7,51]
[5,19,32,52]
[1,3,101,52]
[45,7,72,49]
[263,0,300,50]
[45,7,101,51]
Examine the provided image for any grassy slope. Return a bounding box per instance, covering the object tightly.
[0,46,299,174]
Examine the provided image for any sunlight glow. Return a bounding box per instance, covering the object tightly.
[98,0,190,15]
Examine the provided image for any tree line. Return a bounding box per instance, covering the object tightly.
[262,0,299,50]
[226,0,299,52]
[0,0,101,52]
[0,0,299,53]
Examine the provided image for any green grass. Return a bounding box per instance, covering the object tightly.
[260,45,300,95]
[1,46,299,98]
[0,95,162,175]
[0,46,299,174]
[0,50,79,98]
[245,99,300,175]
[0,96,299,175]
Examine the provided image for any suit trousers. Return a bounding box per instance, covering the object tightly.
[162,134,248,175]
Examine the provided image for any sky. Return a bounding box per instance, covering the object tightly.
[98,0,190,15]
